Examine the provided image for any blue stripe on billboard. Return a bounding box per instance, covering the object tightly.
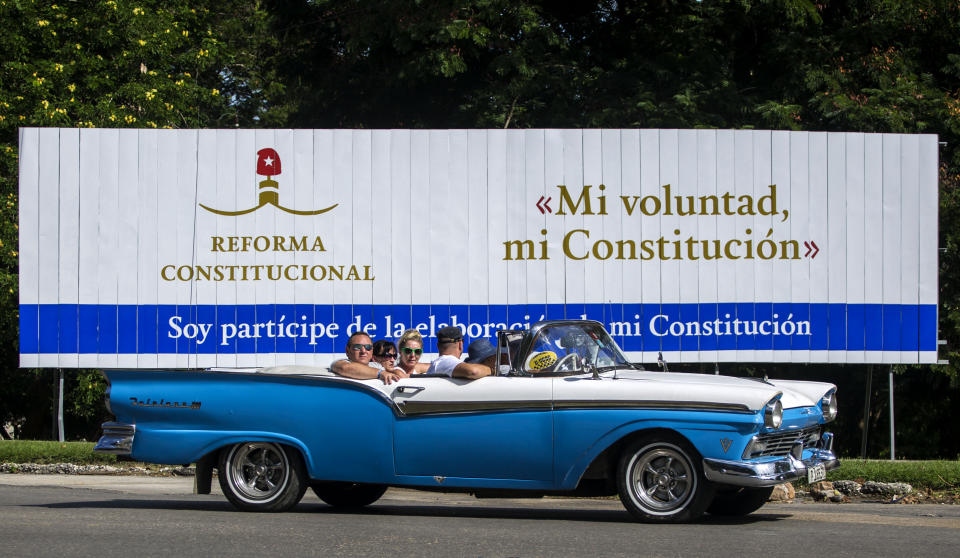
[20,302,938,355]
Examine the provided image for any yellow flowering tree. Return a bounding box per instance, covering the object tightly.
[0,0,277,439]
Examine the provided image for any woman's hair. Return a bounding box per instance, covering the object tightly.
[372,339,397,358]
[397,328,423,349]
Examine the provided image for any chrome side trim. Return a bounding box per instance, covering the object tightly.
[398,399,752,416]
[399,400,551,416]
[94,422,136,455]
[554,400,752,413]
[704,444,839,488]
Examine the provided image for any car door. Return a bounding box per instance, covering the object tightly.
[390,375,554,483]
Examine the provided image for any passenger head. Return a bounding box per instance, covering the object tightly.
[344,332,373,364]
[397,329,424,371]
[372,339,398,367]
[465,338,498,375]
[435,326,464,356]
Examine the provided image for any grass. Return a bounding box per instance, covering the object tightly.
[825,459,960,490]
[0,440,119,465]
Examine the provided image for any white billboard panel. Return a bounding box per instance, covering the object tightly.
[19,128,939,367]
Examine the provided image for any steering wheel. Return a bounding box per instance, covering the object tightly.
[552,352,582,373]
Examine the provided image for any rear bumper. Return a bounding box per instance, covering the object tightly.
[93,422,135,455]
[702,432,839,488]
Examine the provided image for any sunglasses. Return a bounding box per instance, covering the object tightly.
[376,352,397,359]
[349,343,373,351]
[400,347,423,356]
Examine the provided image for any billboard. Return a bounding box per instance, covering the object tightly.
[18,128,939,368]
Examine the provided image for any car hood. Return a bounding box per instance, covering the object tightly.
[555,369,833,412]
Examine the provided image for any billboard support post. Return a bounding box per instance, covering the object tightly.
[889,365,896,461]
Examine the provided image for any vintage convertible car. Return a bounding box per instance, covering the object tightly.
[95,320,839,522]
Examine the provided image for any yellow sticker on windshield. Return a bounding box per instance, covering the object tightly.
[528,351,557,370]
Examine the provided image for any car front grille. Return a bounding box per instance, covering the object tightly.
[749,425,821,457]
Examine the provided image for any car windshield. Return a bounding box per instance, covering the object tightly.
[522,322,630,375]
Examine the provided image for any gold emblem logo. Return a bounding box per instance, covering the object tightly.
[199,148,338,216]
[720,438,732,453]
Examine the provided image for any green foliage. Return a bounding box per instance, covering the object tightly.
[0,440,117,464]
[2,0,960,457]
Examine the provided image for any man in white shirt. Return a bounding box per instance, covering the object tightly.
[426,326,491,379]
[331,331,400,384]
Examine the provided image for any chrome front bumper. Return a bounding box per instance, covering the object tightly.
[702,433,839,488]
[93,422,135,455]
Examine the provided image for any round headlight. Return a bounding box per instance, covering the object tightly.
[821,391,838,422]
[764,398,783,429]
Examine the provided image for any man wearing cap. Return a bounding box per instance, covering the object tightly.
[464,338,499,375]
[331,331,401,384]
[426,326,492,379]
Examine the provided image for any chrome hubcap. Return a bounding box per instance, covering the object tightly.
[228,442,289,502]
[628,446,695,513]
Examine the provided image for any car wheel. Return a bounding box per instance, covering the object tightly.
[218,442,306,512]
[707,486,775,516]
[617,435,714,523]
[312,482,387,508]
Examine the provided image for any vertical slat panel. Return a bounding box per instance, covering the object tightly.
[881,134,902,363]
[733,130,755,362]
[234,129,258,367]
[194,129,217,368]
[917,134,939,362]
[18,128,40,368]
[619,130,641,359]
[116,129,140,367]
[863,134,884,363]
[696,129,718,364]
[639,129,661,361]
[753,130,774,362]
[715,130,736,362]
[57,129,80,368]
[899,134,920,363]
[582,129,603,324]
[37,129,60,368]
[212,129,237,368]
[827,132,847,363]
[808,132,829,362]
[770,131,792,362]
[97,129,119,368]
[844,133,866,363]
[677,129,699,362]
[600,129,623,342]
[525,129,547,327]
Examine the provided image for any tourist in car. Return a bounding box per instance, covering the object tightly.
[331,332,400,384]
[465,338,499,375]
[396,328,430,376]
[426,326,491,379]
[371,339,400,373]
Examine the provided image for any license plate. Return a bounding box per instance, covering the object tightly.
[807,463,826,483]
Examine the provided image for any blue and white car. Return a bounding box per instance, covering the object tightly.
[95,320,839,522]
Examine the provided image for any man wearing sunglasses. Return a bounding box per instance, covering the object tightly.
[425,326,492,380]
[331,331,401,384]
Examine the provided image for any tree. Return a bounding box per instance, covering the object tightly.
[0,0,278,439]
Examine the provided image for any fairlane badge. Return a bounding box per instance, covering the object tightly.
[130,397,202,409]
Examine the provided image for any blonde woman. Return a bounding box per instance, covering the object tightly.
[396,328,430,376]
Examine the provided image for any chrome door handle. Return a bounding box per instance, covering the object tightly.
[396,385,425,394]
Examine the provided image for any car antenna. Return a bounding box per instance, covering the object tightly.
[657,352,669,372]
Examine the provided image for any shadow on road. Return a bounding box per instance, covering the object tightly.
[33,497,792,524]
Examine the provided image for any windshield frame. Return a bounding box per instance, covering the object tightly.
[511,320,631,377]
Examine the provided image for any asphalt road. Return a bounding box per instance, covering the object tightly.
[1,475,958,557]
